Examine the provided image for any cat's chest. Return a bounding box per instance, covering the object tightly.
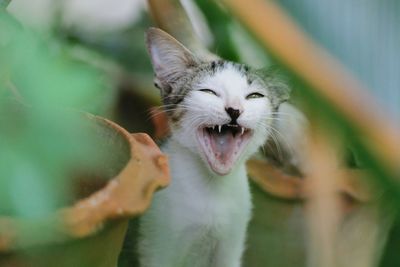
[162,142,252,227]
[168,170,251,227]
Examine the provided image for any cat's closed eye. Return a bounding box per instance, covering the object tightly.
[199,89,218,96]
[246,92,265,99]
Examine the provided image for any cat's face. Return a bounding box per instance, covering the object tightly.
[146,28,288,176]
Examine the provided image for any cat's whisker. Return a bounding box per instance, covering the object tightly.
[241,111,291,124]
[260,143,267,155]
[155,102,192,108]
[269,111,293,117]
[185,117,209,131]
[148,108,180,116]
[162,93,189,98]
[269,125,295,156]
[151,103,194,112]
[147,104,185,115]
[266,128,284,161]
[266,116,289,123]
[147,107,190,120]
[256,121,285,161]
[262,139,275,156]
[156,105,192,111]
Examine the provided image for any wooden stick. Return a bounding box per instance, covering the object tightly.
[304,130,341,267]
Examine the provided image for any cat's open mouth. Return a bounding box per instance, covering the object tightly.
[197,123,252,175]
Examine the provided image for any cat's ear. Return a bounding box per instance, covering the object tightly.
[146,28,198,90]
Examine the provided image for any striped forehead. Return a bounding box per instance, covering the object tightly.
[196,64,252,96]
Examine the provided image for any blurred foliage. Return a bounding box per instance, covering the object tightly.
[0,0,10,9]
[58,9,153,76]
[278,0,400,121]
[260,0,400,200]
[194,0,240,62]
[194,0,270,68]
[0,11,115,218]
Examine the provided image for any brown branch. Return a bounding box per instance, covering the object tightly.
[247,159,304,199]
[0,116,170,251]
[222,0,400,178]
[147,0,218,61]
[247,158,374,204]
[305,129,341,267]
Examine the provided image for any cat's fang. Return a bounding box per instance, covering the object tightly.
[218,125,222,133]
[241,127,244,135]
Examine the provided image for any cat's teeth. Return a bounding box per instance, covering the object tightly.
[218,125,222,133]
[241,127,245,135]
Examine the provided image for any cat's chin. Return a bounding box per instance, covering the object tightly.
[196,124,253,176]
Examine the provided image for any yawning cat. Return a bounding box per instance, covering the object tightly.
[138,28,290,267]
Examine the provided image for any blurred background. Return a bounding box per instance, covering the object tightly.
[1,0,399,266]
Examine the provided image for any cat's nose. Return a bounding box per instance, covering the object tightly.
[225,107,241,122]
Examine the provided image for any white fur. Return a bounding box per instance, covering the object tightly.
[174,65,272,164]
[139,67,272,267]
[139,139,251,267]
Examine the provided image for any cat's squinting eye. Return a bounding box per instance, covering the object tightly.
[246,92,265,99]
[199,89,218,96]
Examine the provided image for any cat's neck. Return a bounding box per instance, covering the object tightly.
[163,138,247,190]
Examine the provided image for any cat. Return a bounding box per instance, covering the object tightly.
[138,27,290,267]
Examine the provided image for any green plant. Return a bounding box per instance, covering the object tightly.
[0,11,114,218]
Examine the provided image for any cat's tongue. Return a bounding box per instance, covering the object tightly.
[209,131,236,163]
[198,125,251,175]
